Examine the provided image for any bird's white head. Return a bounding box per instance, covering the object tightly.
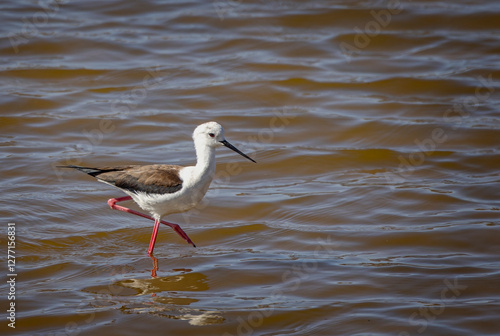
[192,121,256,163]
[193,121,225,148]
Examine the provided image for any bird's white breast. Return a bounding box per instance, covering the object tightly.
[130,164,215,219]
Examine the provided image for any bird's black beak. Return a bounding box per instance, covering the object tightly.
[220,140,256,163]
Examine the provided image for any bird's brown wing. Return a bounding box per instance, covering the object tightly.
[60,164,183,194]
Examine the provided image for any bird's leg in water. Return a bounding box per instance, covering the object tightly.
[107,196,196,248]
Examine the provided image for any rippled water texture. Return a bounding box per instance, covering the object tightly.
[1,1,500,335]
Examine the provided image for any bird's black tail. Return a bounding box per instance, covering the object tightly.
[57,165,106,177]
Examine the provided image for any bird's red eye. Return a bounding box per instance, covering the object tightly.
[209,133,215,137]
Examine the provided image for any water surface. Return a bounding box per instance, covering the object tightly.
[1,1,500,335]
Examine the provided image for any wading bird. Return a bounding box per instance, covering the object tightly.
[59,121,256,255]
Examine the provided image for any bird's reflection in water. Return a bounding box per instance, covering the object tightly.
[148,255,194,278]
[149,254,159,278]
[81,260,221,324]
[114,267,223,325]
[120,268,209,297]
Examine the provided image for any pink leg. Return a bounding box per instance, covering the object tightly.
[107,196,196,249]
[148,219,160,255]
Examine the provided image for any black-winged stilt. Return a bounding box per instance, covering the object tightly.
[59,121,256,255]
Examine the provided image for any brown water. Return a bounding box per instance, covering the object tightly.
[1,1,500,335]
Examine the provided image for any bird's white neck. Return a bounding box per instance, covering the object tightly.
[193,141,216,176]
